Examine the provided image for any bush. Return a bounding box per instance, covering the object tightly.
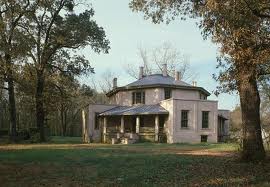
[29,126,51,143]
[159,134,167,143]
[30,132,41,143]
[17,129,30,140]
[0,129,9,137]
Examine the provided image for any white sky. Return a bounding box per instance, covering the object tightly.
[79,0,239,110]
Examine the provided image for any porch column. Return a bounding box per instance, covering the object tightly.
[120,116,124,133]
[155,115,159,142]
[136,116,140,133]
[103,117,107,143]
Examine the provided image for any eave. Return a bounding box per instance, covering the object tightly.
[106,84,211,97]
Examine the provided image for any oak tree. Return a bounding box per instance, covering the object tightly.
[21,0,110,141]
[0,0,31,141]
[130,0,270,160]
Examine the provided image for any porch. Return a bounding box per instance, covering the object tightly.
[98,104,169,144]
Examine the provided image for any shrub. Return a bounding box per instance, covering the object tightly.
[0,129,9,137]
[17,129,30,140]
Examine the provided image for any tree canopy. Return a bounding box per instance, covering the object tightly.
[130,0,270,161]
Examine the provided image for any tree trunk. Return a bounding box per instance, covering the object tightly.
[64,109,67,136]
[36,70,46,142]
[0,80,4,129]
[60,104,65,136]
[238,72,265,161]
[5,54,17,142]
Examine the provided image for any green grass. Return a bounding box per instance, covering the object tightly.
[50,136,82,144]
[0,137,269,186]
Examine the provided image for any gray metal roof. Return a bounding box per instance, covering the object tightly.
[106,74,211,97]
[99,104,169,116]
[126,74,191,87]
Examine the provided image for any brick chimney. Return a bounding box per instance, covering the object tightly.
[175,71,180,81]
[162,64,167,76]
[113,78,117,88]
[139,66,144,79]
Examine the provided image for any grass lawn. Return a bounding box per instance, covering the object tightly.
[0,137,269,186]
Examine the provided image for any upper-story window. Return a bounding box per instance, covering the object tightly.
[200,94,207,100]
[132,91,145,104]
[164,88,172,100]
[202,111,209,128]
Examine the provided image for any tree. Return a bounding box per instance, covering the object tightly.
[130,0,269,160]
[21,1,110,141]
[0,0,31,141]
[99,69,117,94]
[124,42,193,80]
[14,61,105,137]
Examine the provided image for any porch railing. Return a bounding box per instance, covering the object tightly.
[140,127,154,133]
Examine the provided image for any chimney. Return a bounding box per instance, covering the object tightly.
[192,81,197,87]
[139,66,144,79]
[162,64,167,76]
[175,71,180,81]
[113,78,117,88]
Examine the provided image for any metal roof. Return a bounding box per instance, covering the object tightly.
[106,74,211,97]
[99,104,169,116]
[218,114,229,120]
[126,74,191,87]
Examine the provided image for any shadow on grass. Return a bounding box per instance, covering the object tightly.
[0,144,269,186]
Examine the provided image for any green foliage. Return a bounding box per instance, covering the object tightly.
[130,0,268,161]
[0,1,110,141]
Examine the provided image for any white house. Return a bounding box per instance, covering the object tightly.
[82,64,230,144]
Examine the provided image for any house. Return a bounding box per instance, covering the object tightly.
[82,64,230,144]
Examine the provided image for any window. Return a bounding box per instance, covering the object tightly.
[201,135,208,142]
[200,94,207,100]
[181,110,189,128]
[132,91,145,104]
[202,111,209,128]
[94,113,100,130]
[164,88,172,99]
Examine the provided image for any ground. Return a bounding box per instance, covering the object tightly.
[0,137,269,187]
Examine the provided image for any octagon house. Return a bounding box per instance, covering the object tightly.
[82,64,229,144]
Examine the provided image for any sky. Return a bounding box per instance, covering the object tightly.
[79,0,239,110]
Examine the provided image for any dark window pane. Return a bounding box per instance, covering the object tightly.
[132,92,135,104]
[132,91,145,104]
[94,113,99,130]
[202,111,209,128]
[164,88,172,99]
[201,135,208,142]
[181,110,188,128]
[136,92,141,104]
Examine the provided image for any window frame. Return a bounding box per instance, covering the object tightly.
[201,135,208,142]
[202,111,209,129]
[132,91,145,104]
[164,88,172,100]
[181,110,189,128]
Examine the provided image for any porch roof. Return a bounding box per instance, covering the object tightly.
[218,114,229,120]
[99,104,169,116]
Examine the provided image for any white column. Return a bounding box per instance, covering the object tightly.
[155,115,159,142]
[82,110,86,142]
[136,116,140,133]
[103,117,107,143]
[120,116,124,133]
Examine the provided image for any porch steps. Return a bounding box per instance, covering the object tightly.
[111,133,139,145]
